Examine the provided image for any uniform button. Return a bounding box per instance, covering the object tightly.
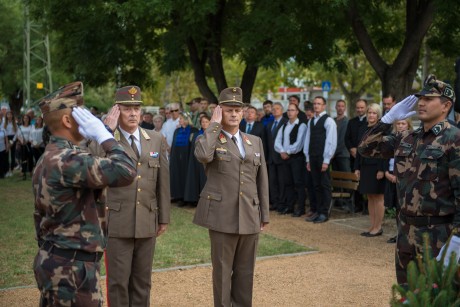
[138,162,141,166]
[207,196,211,199]
[240,192,243,195]
[138,175,141,179]
[137,201,140,205]
[105,206,109,210]
[138,188,141,192]
[241,171,244,174]
[241,181,243,185]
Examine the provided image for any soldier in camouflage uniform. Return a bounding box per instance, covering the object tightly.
[358,75,460,285]
[33,82,137,306]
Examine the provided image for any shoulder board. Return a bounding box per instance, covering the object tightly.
[140,128,151,140]
[114,129,121,141]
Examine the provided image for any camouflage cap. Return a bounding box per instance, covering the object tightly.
[415,74,455,102]
[114,85,143,105]
[38,81,84,114]
[218,87,243,106]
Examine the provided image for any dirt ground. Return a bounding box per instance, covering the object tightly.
[0,209,398,306]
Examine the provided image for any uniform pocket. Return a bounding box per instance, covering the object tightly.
[148,159,160,181]
[394,146,412,178]
[217,155,232,173]
[417,149,443,181]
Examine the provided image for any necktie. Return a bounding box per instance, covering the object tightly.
[247,123,252,134]
[231,136,238,145]
[130,135,140,158]
[272,120,278,134]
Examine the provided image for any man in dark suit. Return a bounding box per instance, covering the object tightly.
[345,99,368,213]
[265,102,288,211]
[194,87,269,307]
[240,104,266,154]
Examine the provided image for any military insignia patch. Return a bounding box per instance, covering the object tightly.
[216,147,227,154]
[431,123,443,135]
[219,133,227,144]
[150,152,159,158]
[254,152,260,157]
[243,135,252,145]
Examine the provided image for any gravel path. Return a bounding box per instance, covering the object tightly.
[0,210,398,306]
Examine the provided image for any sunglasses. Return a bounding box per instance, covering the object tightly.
[171,109,179,113]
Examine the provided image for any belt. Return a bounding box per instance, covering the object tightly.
[399,213,453,227]
[41,241,103,262]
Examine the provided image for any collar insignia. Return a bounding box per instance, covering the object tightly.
[219,133,227,144]
[243,135,252,145]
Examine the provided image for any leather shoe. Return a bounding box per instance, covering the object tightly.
[360,231,370,236]
[305,212,319,222]
[292,211,305,217]
[305,211,315,218]
[313,214,328,223]
[387,236,397,243]
[269,205,277,211]
[365,229,383,237]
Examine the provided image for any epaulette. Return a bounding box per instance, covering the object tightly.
[140,128,150,140]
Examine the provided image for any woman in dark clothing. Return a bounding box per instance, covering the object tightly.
[355,103,387,237]
[184,115,211,206]
[3,111,18,177]
[17,114,33,180]
[170,113,198,205]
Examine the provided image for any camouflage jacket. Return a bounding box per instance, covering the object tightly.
[33,136,136,252]
[358,120,460,230]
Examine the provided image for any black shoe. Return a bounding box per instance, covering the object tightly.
[279,208,293,215]
[360,231,370,236]
[313,214,328,223]
[269,205,277,211]
[305,212,319,222]
[291,211,305,217]
[387,236,397,243]
[365,229,383,237]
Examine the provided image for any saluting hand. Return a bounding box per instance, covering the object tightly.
[211,105,222,124]
[103,104,120,132]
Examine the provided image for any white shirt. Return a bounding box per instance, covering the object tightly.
[16,125,32,144]
[274,118,306,155]
[221,129,245,158]
[119,126,141,153]
[162,117,180,147]
[30,127,44,147]
[303,111,337,164]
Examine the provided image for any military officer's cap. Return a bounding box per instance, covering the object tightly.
[38,81,84,114]
[415,74,455,102]
[114,85,143,105]
[218,87,244,106]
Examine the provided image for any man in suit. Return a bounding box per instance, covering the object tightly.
[240,104,265,140]
[345,99,368,213]
[265,102,288,211]
[193,87,269,307]
[91,86,170,307]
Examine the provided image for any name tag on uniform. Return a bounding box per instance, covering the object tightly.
[150,152,159,158]
[216,147,227,154]
[254,152,260,157]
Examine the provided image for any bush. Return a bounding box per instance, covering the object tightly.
[390,233,460,306]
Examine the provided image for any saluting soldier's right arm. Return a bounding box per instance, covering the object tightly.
[195,122,221,164]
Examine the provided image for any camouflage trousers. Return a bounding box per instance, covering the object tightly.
[395,217,453,284]
[33,249,103,307]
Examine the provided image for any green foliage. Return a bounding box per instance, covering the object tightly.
[385,208,397,219]
[390,233,460,306]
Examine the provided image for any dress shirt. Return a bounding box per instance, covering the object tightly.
[303,111,337,164]
[119,126,141,153]
[274,118,306,155]
[162,117,180,147]
[221,129,245,158]
[359,115,366,121]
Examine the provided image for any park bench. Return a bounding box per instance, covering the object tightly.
[329,171,360,216]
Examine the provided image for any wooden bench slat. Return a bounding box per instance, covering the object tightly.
[331,180,359,190]
[331,171,359,181]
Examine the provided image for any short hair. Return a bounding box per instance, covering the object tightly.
[314,96,327,104]
[288,95,300,103]
[159,107,165,111]
[169,102,180,110]
[336,99,346,106]
[179,113,190,124]
[200,114,211,124]
[367,103,382,118]
[43,109,71,133]
[382,94,395,101]
[246,105,257,112]
[288,103,300,112]
[209,101,218,106]
[273,102,284,110]
[263,100,273,106]
[153,114,164,122]
[356,99,368,105]
[191,97,201,104]
[144,112,153,116]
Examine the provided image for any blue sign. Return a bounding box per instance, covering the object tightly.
[321,81,331,92]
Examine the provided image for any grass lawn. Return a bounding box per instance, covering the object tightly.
[0,175,312,289]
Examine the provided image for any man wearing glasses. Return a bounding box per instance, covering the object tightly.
[162,102,181,148]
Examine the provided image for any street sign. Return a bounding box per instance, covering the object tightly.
[321,81,331,92]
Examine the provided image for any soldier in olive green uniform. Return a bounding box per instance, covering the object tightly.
[90,86,170,307]
[358,75,460,284]
[193,87,269,307]
[33,82,137,306]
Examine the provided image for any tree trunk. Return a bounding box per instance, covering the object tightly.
[208,0,228,92]
[240,65,258,104]
[186,38,218,103]
[347,0,434,101]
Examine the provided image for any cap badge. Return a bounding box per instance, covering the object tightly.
[128,87,138,95]
[232,88,237,93]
